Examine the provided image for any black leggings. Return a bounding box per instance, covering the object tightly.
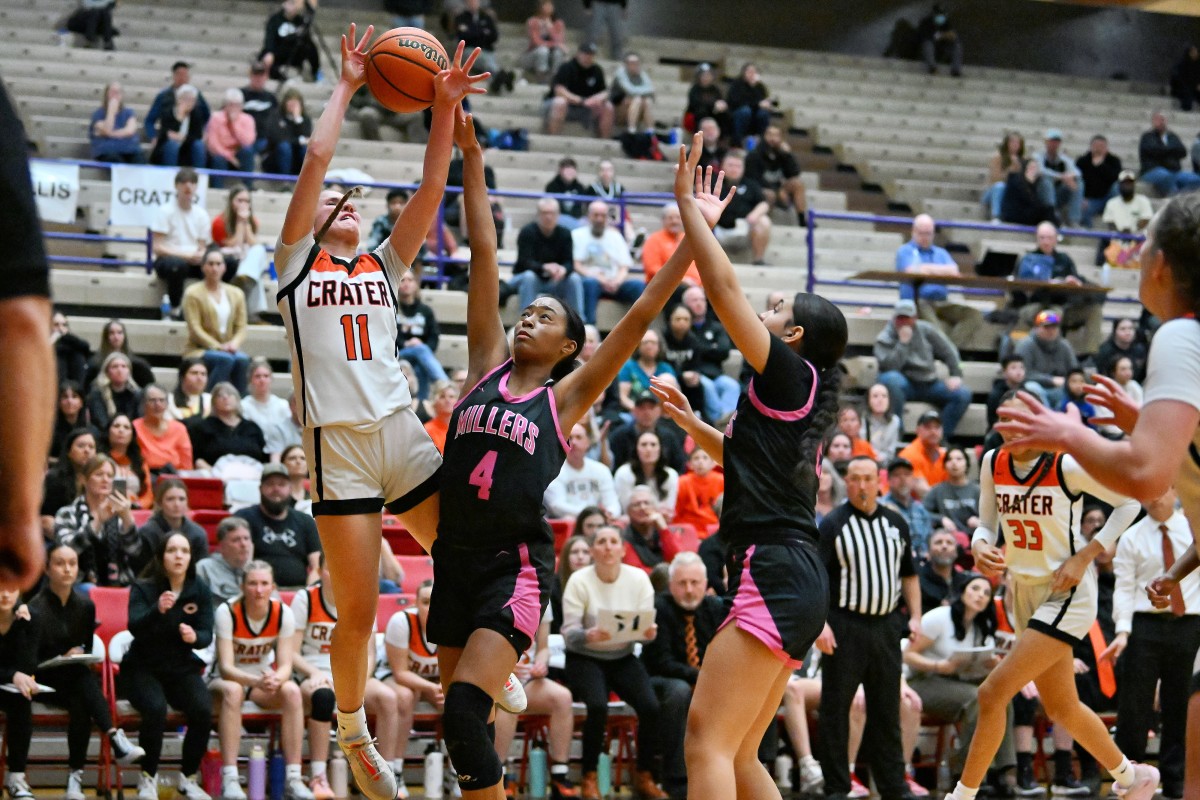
[38,665,114,770]
[119,661,211,775]
[565,651,661,774]
[0,693,31,772]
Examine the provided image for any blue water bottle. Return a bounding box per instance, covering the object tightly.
[268,750,286,800]
[528,746,548,799]
[160,293,172,321]
[596,752,612,798]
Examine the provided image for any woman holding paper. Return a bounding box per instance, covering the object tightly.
[903,574,1010,782]
[560,525,665,800]
[0,585,39,800]
[29,544,145,799]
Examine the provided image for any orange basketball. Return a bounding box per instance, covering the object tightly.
[365,27,449,114]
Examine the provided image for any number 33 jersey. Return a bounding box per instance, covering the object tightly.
[979,449,1139,581]
[438,360,568,548]
[276,232,412,432]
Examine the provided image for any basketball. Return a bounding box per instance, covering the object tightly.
[365,27,449,114]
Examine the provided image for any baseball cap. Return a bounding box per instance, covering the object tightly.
[578,42,598,55]
[894,299,917,318]
[1034,310,1061,327]
[1044,128,1064,141]
[917,409,942,427]
[1118,169,1137,182]
[887,456,914,475]
[260,463,289,482]
[635,389,659,406]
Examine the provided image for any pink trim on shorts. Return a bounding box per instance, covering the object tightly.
[746,358,818,422]
[455,359,514,411]
[718,545,803,669]
[503,543,542,642]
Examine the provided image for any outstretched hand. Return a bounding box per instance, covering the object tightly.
[453,105,480,154]
[339,24,375,91]
[994,391,1086,453]
[1083,374,1140,435]
[649,376,696,428]
[672,132,734,229]
[434,41,490,108]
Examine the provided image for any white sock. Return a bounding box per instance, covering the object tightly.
[311,761,327,779]
[954,781,980,800]
[286,764,302,781]
[550,763,568,776]
[392,759,404,774]
[222,766,238,780]
[799,755,819,767]
[336,706,368,741]
[1110,757,1135,789]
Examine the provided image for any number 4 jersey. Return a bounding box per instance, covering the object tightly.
[976,449,1140,582]
[438,360,568,548]
[276,232,412,432]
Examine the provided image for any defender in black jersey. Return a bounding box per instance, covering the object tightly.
[429,125,731,798]
[650,171,847,798]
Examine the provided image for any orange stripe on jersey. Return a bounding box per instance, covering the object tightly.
[994,597,1014,634]
[230,598,283,640]
[309,250,384,277]
[306,584,337,624]
[405,609,437,660]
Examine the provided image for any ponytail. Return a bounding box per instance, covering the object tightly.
[794,364,843,487]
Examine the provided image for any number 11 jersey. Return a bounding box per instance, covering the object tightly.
[438,360,569,548]
[276,232,412,433]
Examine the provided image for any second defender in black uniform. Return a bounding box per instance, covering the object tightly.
[428,123,731,799]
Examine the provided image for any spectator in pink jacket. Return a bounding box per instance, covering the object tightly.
[204,89,257,188]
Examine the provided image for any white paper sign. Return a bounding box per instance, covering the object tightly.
[109,164,207,227]
[29,160,79,224]
[596,608,657,644]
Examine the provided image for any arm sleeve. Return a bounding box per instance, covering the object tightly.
[972,451,1000,546]
[928,326,963,376]
[191,585,214,650]
[561,572,587,649]
[126,583,161,639]
[873,330,912,373]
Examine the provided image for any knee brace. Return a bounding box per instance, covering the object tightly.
[442,682,503,790]
[310,687,336,722]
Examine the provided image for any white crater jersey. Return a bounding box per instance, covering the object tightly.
[974,449,1140,581]
[291,582,337,674]
[383,608,438,679]
[276,232,412,432]
[215,598,296,678]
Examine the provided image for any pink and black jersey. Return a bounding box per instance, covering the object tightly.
[721,336,822,546]
[437,360,569,547]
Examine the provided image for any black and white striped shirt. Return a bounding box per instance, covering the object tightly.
[818,501,915,617]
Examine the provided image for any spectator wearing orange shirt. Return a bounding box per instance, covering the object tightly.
[422,381,458,455]
[132,384,194,475]
[897,410,949,498]
[642,203,702,287]
[673,446,723,532]
[837,404,878,461]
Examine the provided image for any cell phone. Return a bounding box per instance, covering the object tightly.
[112,478,128,496]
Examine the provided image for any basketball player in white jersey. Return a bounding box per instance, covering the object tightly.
[212,562,312,800]
[274,25,487,800]
[944,393,1154,800]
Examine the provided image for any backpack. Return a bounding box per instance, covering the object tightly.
[619,131,663,161]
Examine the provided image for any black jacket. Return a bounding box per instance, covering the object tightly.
[640,592,724,684]
[28,585,94,662]
[124,577,214,673]
[515,222,574,278]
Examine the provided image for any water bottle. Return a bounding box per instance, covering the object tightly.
[268,751,286,800]
[160,293,172,321]
[528,746,548,799]
[937,758,952,792]
[424,745,444,799]
[201,749,222,797]
[329,754,348,799]
[596,752,612,798]
[247,745,266,800]
[775,753,794,790]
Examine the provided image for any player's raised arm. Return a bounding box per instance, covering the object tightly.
[674,140,772,374]
[553,135,731,428]
[457,108,509,389]
[281,24,373,246]
[388,42,489,267]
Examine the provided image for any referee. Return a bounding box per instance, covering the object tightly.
[817,455,921,800]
